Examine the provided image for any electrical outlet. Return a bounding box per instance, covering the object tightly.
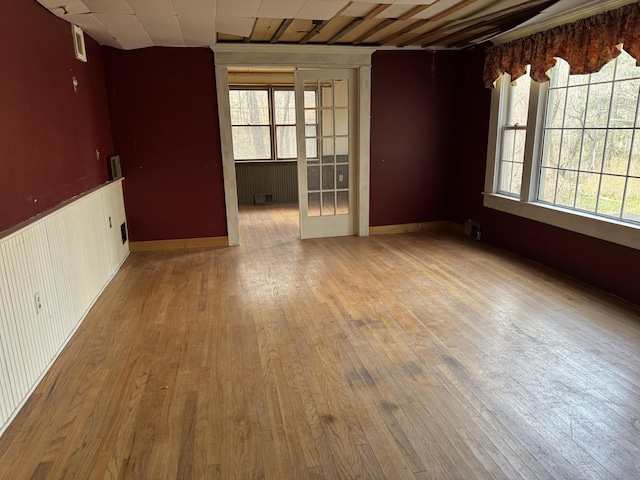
[34,292,42,314]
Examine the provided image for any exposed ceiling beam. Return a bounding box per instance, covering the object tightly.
[397,4,434,21]
[377,19,429,45]
[300,20,327,44]
[419,0,557,48]
[353,18,397,45]
[428,0,482,23]
[364,4,391,20]
[244,18,258,43]
[270,18,294,44]
[327,17,365,45]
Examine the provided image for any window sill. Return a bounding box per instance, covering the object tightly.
[482,193,640,251]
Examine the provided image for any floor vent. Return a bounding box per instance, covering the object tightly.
[254,193,274,205]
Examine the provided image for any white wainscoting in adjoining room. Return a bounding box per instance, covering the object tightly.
[0,179,129,436]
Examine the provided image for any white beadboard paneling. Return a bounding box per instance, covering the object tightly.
[0,180,129,436]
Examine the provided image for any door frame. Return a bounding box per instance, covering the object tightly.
[212,45,374,246]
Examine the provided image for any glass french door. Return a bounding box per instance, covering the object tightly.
[295,69,356,239]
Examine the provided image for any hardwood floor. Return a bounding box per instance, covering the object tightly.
[1,204,639,479]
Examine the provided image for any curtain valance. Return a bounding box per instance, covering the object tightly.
[483,1,640,88]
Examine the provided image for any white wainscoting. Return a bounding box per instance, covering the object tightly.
[0,180,129,436]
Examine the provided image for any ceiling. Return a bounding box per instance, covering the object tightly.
[36,0,634,51]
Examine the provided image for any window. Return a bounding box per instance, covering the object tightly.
[486,47,640,250]
[229,87,315,162]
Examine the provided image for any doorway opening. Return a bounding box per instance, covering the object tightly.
[213,45,373,246]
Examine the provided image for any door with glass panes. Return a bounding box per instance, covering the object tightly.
[295,69,356,239]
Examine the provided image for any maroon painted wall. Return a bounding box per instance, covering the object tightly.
[0,0,114,234]
[446,46,640,306]
[370,51,450,226]
[103,47,226,242]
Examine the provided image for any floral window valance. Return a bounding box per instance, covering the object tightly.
[483,1,640,88]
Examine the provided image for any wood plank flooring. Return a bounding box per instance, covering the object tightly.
[1,204,640,479]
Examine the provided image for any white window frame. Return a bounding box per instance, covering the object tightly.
[484,73,640,251]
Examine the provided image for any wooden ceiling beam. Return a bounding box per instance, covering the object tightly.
[376,19,429,45]
[353,18,397,44]
[327,17,365,44]
[300,20,327,44]
[270,18,294,43]
[364,4,391,20]
[397,3,433,21]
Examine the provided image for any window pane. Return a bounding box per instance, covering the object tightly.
[229,90,269,125]
[630,134,640,177]
[232,126,270,160]
[564,86,588,128]
[559,130,582,170]
[274,90,296,124]
[321,110,334,136]
[321,82,333,107]
[603,129,632,175]
[597,174,625,216]
[541,130,562,168]
[499,161,513,193]
[580,129,606,173]
[550,58,570,88]
[556,170,578,207]
[335,109,349,136]
[538,167,558,203]
[305,109,316,125]
[304,90,317,109]
[322,165,334,190]
[337,191,349,215]
[609,80,640,128]
[322,192,335,215]
[306,138,318,160]
[336,164,348,189]
[322,138,334,160]
[308,166,320,191]
[336,137,349,158]
[622,177,640,222]
[276,126,297,159]
[575,172,600,212]
[508,68,531,126]
[334,79,349,107]
[584,83,612,128]
[308,192,320,216]
[546,88,566,128]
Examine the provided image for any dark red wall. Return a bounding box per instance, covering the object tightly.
[103,47,226,241]
[0,0,114,234]
[370,51,450,226]
[446,46,640,306]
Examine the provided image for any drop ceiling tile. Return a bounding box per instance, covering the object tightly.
[177,16,216,45]
[294,0,350,20]
[93,13,153,49]
[215,16,255,37]
[412,0,461,18]
[83,0,133,15]
[376,4,416,18]
[137,11,184,46]
[257,0,306,18]
[341,2,376,17]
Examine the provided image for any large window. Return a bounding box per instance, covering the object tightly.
[229,87,303,162]
[486,48,640,249]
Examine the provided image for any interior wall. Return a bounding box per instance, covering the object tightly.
[370,51,450,226]
[0,0,114,234]
[446,46,640,306]
[103,47,226,242]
